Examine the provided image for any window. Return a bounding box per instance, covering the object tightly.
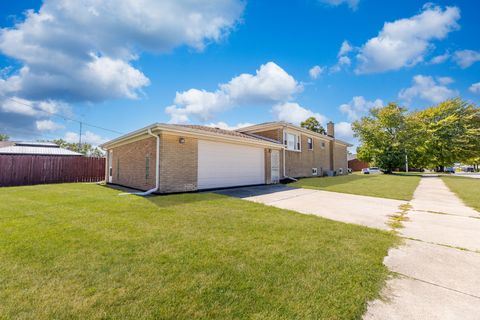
[307,137,313,150]
[284,132,300,151]
[321,142,325,149]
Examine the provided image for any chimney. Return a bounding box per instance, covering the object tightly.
[327,121,335,137]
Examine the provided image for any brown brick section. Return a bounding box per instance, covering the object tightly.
[159,133,198,193]
[110,137,156,191]
[349,158,369,171]
[253,128,331,178]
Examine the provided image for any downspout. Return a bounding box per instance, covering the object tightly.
[119,128,160,196]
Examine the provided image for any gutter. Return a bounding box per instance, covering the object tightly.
[120,128,160,196]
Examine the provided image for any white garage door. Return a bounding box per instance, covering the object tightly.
[198,140,265,189]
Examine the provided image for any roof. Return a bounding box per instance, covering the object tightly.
[100,123,283,149]
[238,121,353,147]
[0,142,83,156]
[174,124,281,144]
[347,154,357,161]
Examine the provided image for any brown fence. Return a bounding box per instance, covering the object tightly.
[0,155,105,187]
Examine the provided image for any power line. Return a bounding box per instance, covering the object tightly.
[7,97,124,135]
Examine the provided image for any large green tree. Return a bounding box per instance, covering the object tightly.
[300,117,326,134]
[352,103,411,173]
[413,98,480,170]
[0,134,9,141]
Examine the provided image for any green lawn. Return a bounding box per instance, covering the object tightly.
[441,176,480,212]
[0,183,397,319]
[290,173,421,201]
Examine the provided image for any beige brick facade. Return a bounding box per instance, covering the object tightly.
[109,137,157,191]
[333,143,348,175]
[159,133,198,193]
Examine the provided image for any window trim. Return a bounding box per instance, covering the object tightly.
[284,131,301,152]
[307,137,313,150]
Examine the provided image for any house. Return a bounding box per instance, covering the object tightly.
[0,141,83,156]
[99,121,351,194]
[348,154,369,172]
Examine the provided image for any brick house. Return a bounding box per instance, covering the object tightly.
[100,121,351,194]
[348,154,369,172]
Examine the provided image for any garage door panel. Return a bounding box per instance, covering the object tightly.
[198,140,265,189]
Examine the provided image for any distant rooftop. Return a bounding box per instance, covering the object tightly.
[0,141,83,156]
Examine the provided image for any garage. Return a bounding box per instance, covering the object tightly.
[198,140,265,189]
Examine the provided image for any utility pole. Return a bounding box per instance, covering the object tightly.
[78,122,82,150]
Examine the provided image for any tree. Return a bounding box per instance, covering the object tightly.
[352,103,410,173]
[413,99,480,171]
[300,117,326,134]
[0,134,9,141]
[49,139,105,157]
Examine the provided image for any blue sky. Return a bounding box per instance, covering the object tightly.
[0,0,479,148]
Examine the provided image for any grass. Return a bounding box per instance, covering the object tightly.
[0,183,397,319]
[441,176,480,212]
[290,173,421,201]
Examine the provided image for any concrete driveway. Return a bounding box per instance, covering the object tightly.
[216,184,405,230]
[217,177,480,319]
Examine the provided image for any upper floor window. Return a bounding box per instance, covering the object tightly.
[321,142,326,149]
[284,132,300,151]
[307,137,313,150]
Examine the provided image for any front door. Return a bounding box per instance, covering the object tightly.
[271,150,280,183]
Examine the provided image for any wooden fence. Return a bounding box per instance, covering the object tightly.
[0,155,105,187]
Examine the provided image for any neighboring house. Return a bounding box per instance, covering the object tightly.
[100,121,351,194]
[348,154,369,172]
[0,141,82,156]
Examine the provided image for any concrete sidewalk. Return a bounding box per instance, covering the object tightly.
[364,177,480,320]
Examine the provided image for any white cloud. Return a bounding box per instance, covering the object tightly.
[206,122,254,130]
[355,5,460,74]
[271,102,327,125]
[319,0,360,10]
[339,96,383,121]
[0,97,66,117]
[338,56,351,66]
[35,120,65,131]
[453,50,480,68]
[469,82,480,94]
[64,130,107,146]
[399,75,458,104]
[166,62,302,123]
[338,40,353,57]
[430,52,450,64]
[309,65,324,79]
[336,121,357,151]
[437,76,454,85]
[0,0,244,102]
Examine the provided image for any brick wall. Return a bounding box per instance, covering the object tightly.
[333,143,348,175]
[110,137,156,191]
[159,133,198,193]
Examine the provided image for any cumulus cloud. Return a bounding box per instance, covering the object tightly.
[355,5,460,74]
[309,65,325,79]
[166,62,302,123]
[469,82,480,94]
[206,122,254,130]
[339,96,383,121]
[319,0,360,10]
[64,130,107,146]
[0,0,244,103]
[429,52,450,64]
[271,102,327,125]
[399,75,458,104]
[453,50,480,68]
[338,40,353,57]
[35,120,65,131]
